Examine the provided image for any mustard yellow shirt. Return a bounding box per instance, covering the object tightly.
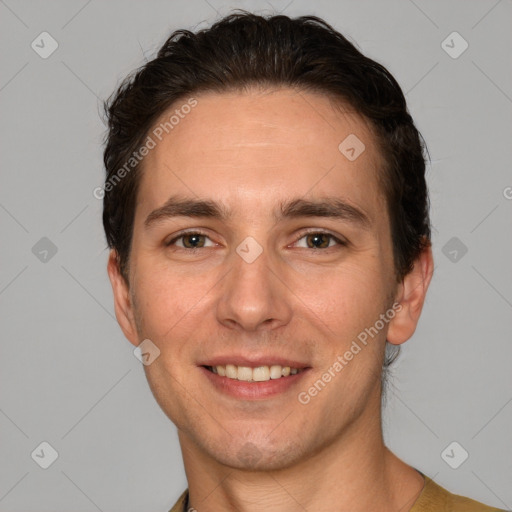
[167,472,507,511]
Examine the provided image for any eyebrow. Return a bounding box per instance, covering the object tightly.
[144,194,371,230]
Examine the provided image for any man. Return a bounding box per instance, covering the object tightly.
[102,11,506,512]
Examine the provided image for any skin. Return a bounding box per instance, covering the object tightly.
[108,87,434,512]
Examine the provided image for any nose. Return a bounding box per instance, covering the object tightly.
[216,241,293,332]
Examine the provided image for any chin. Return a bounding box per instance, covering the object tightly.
[203,434,308,472]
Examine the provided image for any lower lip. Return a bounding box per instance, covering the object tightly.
[200,366,310,400]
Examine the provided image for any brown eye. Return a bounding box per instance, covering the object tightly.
[305,233,331,249]
[166,232,213,249]
[181,233,206,249]
[295,231,346,250]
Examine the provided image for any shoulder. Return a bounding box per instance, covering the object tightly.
[411,474,508,512]
[167,489,189,512]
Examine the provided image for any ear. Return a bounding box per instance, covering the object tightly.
[107,250,139,347]
[386,243,434,345]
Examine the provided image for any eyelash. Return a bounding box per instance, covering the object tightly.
[165,229,347,251]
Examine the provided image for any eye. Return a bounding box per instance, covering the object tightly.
[293,231,347,250]
[165,231,216,249]
[165,230,347,251]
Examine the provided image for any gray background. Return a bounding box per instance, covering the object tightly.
[1,0,511,510]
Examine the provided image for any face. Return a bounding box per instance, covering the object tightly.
[108,87,423,471]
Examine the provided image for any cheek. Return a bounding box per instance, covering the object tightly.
[301,261,389,328]
[132,259,221,349]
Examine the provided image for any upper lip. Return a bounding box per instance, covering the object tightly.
[200,355,310,369]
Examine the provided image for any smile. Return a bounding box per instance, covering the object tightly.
[201,363,310,399]
[205,364,304,382]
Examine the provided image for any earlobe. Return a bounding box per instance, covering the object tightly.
[386,244,434,346]
[107,250,139,347]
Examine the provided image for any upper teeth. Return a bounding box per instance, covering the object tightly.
[210,364,300,382]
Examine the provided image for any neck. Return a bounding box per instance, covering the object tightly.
[179,394,424,512]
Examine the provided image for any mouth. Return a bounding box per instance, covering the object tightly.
[200,363,310,400]
[203,364,305,382]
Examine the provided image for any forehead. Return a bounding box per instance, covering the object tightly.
[137,87,386,221]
